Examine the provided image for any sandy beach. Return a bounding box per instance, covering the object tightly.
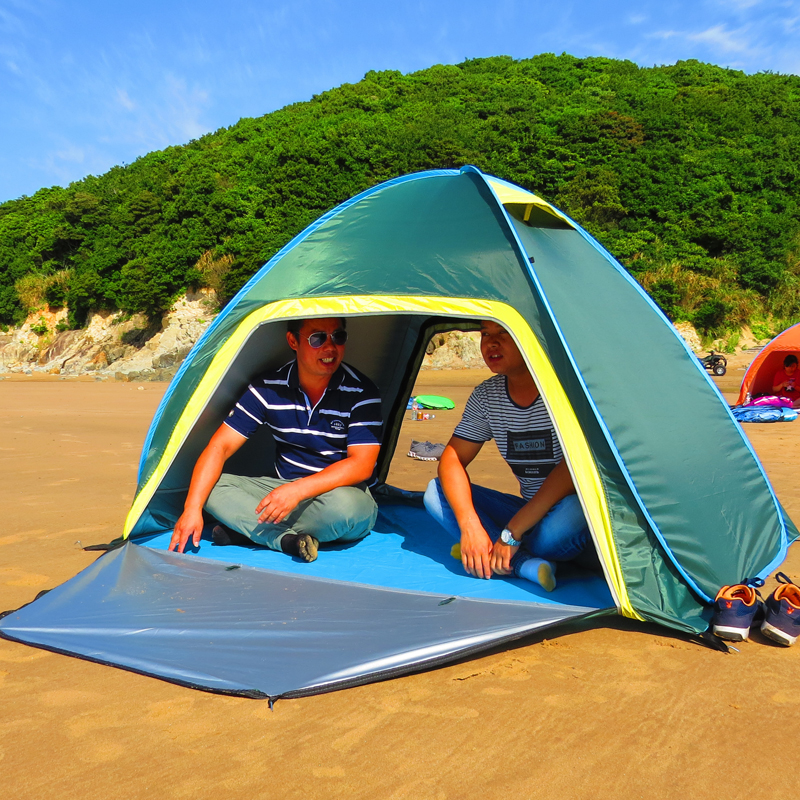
[1,361,799,800]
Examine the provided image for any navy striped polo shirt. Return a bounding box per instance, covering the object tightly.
[224,361,383,480]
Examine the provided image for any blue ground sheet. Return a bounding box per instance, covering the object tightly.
[140,504,614,610]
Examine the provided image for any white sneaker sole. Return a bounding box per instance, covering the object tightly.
[761,620,797,646]
[712,625,750,642]
[407,451,439,461]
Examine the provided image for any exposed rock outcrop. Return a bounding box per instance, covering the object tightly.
[673,322,703,353]
[421,331,484,369]
[0,289,217,380]
[0,302,768,382]
[674,321,768,354]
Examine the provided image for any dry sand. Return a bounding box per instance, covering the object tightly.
[1,365,799,800]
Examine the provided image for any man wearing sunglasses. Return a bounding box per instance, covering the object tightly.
[169,317,383,562]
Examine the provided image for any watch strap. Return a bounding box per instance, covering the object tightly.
[500,528,521,546]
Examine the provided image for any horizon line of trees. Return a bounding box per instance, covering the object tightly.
[2,52,800,341]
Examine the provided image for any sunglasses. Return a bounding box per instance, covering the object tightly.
[307,329,348,348]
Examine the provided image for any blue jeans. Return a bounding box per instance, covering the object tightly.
[423,478,589,564]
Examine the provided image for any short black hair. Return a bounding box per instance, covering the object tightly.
[287,317,347,339]
[785,354,798,368]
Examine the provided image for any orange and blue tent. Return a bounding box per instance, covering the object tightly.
[737,323,800,405]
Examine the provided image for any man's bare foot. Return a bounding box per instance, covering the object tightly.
[280,533,319,562]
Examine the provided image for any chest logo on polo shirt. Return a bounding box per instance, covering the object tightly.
[330,419,345,432]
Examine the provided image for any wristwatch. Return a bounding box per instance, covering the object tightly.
[499,528,521,546]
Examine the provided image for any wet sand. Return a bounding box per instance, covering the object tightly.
[1,368,798,800]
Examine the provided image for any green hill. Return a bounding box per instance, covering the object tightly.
[2,53,800,339]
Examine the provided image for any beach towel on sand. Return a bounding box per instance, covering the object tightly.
[732,406,798,423]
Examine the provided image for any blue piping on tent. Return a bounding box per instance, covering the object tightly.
[136,169,459,482]
[563,208,790,579]
[464,166,719,602]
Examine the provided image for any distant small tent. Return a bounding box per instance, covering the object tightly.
[737,324,800,405]
[1,167,796,700]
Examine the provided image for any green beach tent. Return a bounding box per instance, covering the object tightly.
[2,166,795,700]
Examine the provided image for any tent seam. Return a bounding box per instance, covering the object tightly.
[467,167,637,617]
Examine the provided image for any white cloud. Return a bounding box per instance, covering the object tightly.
[54,143,85,165]
[160,73,211,141]
[687,24,752,53]
[94,73,212,155]
[23,137,96,189]
[0,6,25,35]
[718,0,767,10]
[645,21,756,62]
[116,88,136,112]
[647,29,680,41]
[780,13,800,32]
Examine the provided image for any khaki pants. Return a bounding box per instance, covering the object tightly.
[205,474,377,552]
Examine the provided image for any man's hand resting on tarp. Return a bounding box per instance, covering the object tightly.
[169,508,205,553]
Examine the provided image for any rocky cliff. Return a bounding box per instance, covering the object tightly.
[0,303,743,382]
[0,289,216,381]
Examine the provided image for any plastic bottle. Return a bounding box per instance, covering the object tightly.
[411,398,419,420]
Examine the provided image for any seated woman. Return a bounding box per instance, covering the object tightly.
[773,355,800,408]
[423,320,590,591]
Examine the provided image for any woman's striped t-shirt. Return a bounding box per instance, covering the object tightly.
[453,374,562,500]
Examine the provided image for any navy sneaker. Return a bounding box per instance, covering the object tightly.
[712,584,761,642]
[761,573,800,647]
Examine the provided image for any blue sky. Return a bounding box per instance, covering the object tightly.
[1,0,799,203]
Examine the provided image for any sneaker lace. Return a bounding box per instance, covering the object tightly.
[740,576,765,601]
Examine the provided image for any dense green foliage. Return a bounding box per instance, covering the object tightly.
[2,53,800,335]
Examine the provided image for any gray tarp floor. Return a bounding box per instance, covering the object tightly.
[0,505,614,699]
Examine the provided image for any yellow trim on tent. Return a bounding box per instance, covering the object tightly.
[123,295,640,620]
[486,179,573,226]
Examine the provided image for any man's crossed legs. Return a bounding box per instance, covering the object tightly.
[206,474,377,561]
[424,478,591,589]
